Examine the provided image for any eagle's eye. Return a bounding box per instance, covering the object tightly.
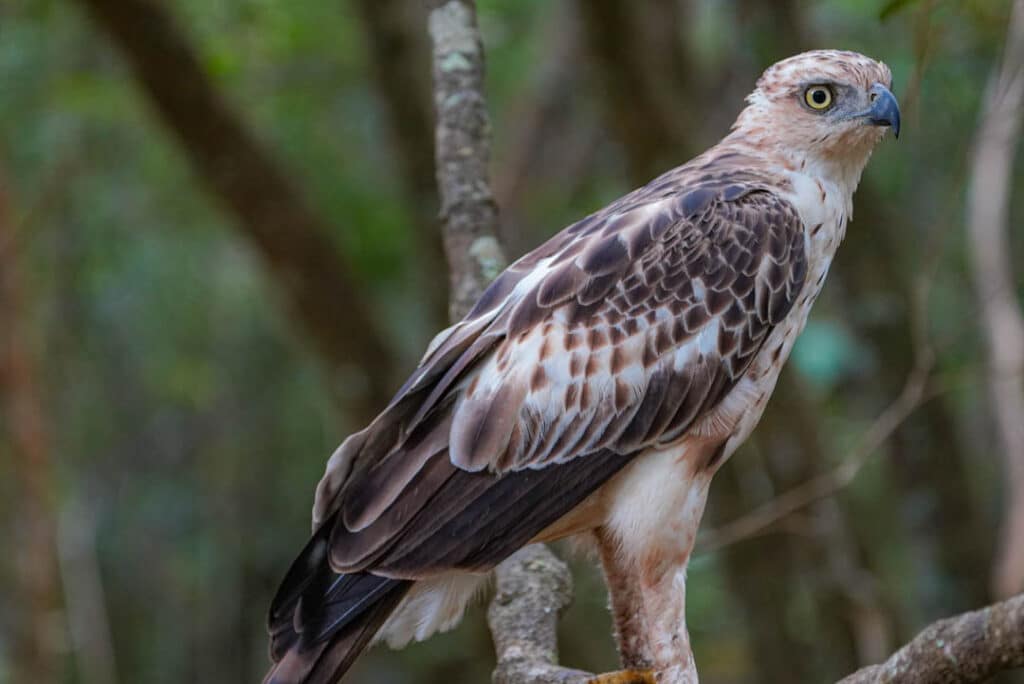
[804,85,834,110]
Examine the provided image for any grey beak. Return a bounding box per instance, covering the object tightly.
[867,83,901,139]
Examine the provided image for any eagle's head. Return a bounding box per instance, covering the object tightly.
[732,50,899,188]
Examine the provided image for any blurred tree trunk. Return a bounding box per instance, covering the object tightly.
[75,0,395,421]
[737,0,808,66]
[56,502,119,684]
[351,0,448,326]
[709,463,819,683]
[0,168,63,683]
[966,0,1024,599]
[492,4,601,258]
[574,0,698,182]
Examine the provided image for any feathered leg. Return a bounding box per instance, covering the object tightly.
[596,527,654,670]
[635,556,697,684]
[601,448,714,684]
[597,525,699,684]
[589,528,657,684]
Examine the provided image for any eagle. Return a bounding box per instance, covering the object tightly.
[264,50,900,684]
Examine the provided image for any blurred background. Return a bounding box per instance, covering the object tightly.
[2,0,1023,682]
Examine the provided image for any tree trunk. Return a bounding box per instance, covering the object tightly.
[966,0,1024,600]
[76,0,395,420]
[574,0,698,183]
[0,166,63,684]
[352,0,448,325]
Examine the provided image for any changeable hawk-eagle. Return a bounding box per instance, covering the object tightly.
[265,49,899,684]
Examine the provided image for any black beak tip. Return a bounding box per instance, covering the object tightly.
[868,83,901,140]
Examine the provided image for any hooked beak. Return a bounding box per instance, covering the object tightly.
[866,82,901,139]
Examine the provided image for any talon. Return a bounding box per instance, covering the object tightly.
[586,669,656,684]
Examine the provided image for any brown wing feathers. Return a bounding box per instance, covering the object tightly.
[266,175,808,683]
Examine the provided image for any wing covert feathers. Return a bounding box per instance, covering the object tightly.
[267,160,808,682]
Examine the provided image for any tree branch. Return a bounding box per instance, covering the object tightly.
[76,0,394,417]
[427,0,507,322]
[488,546,592,684]
[837,593,1024,683]
[425,3,595,682]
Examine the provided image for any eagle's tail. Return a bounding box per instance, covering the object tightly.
[264,516,412,684]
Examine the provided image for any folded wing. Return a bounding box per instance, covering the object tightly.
[266,173,808,683]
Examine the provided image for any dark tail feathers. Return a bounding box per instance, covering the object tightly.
[265,515,411,684]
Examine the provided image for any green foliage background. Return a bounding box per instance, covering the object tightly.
[0,1,1020,683]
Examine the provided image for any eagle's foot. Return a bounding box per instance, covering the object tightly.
[586,669,656,684]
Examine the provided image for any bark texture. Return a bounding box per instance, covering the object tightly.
[838,593,1024,683]
[966,0,1024,599]
[488,546,592,684]
[424,4,599,682]
[76,0,394,416]
[427,0,507,322]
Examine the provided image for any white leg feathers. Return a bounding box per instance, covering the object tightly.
[599,443,714,683]
[374,571,491,649]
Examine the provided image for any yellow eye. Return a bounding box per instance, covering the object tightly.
[804,85,833,110]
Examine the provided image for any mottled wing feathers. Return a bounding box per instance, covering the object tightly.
[323,177,807,570]
[267,170,808,680]
[307,175,802,565]
[445,184,807,473]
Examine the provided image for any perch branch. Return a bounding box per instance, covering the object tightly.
[427,0,507,322]
[837,593,1024,683]
[488,546,592,684]
[425,3,594,682]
